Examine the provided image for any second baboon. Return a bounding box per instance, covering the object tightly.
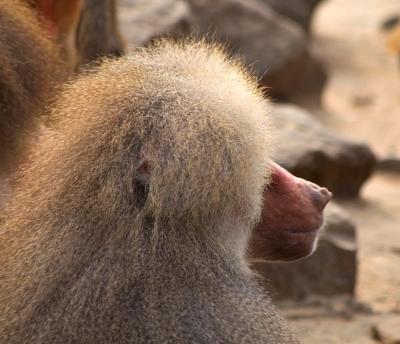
[0,0,65,176]
[0,40,330,343]
[76,0,125,65]
[381,15,400,67]
[30,0,125,68]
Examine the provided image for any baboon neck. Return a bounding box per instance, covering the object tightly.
[137,219,249,274]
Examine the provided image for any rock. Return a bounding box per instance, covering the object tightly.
[377,156,400,174]
[118,0,327,103]
[381,15,400,32]
[371,315,400,344]
[260,0,325,33]
[271,104,376,198]
[118,0,192,45]
[185,0,327,103]
[251,202,357,300]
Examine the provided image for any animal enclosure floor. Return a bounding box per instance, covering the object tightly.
[315,0,400,158]
[287,0,400,342]
[314,0,400,315]
[348,173,400,313]
[287,173,400,343]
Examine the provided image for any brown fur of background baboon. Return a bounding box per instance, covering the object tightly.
[76,0,125,66]
[27,0,124,68]
[0,0,66,175]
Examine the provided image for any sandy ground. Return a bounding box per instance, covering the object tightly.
[288,0,400,342]
[313,0,400,314]
[314,0,400,158]
[348,174,400,313]
[287,174,400,343]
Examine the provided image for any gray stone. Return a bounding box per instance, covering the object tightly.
[377,156,400,174]
[261,0,326,33]
[271,104,376,198]
[119,0,192,46]
[251,202,357,300]
[185,0,327,103]
[118,0,327,103]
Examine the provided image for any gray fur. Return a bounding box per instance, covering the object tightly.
[0,40,299,344]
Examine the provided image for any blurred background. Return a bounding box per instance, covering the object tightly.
[116,0,400,342]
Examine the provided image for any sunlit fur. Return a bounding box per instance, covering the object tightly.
[0,40,298,343]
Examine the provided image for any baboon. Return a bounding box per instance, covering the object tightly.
[0,0,65,177]
[381,15,400,66]
[25,0,82,69]
[387,25,400,54]
[76,0,125,65]
[30,0,125,68]
[32,0,83,67]
[0,0,122,202]
[0,40,330,343]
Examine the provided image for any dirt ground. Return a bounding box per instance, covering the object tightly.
[315,0,400,158]
[287,0,400,342]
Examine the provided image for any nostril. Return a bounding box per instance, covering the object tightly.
[309,185,332,210]
[319,187,332,208]
[320,187,332,199]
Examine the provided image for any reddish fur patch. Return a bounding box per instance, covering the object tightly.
[34,0,57,36]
